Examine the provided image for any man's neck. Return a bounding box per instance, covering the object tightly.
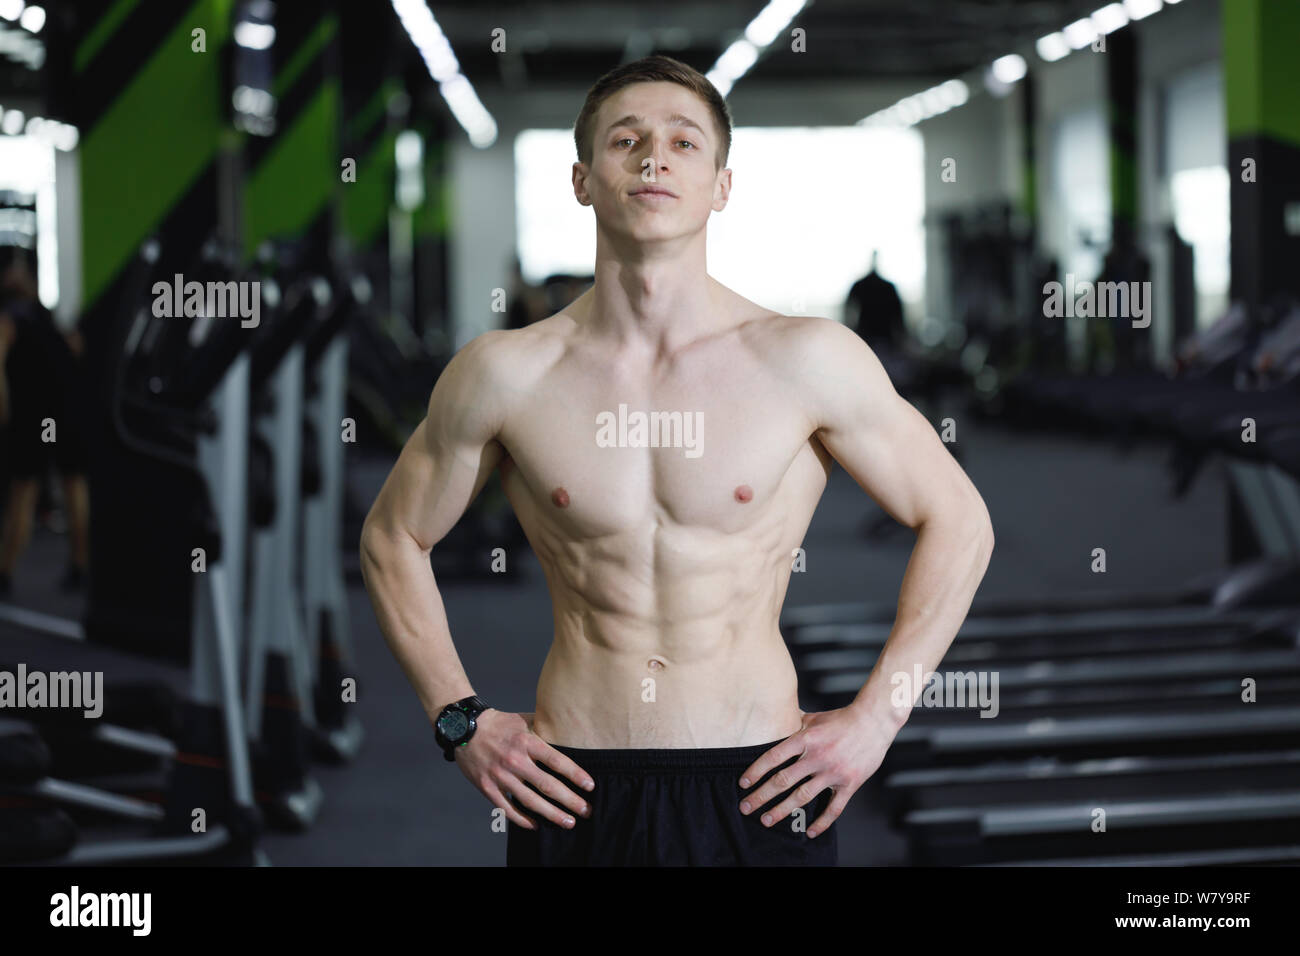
[579,230,730,356]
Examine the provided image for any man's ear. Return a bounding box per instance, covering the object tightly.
[712,167,732,212]
[572,162,592,206]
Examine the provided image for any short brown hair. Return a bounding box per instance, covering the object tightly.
[574,55,733,170]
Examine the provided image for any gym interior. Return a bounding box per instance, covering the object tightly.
[1,0,1298,872]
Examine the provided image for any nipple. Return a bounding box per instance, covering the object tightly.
[734,485,753,503]
[551,487,570,508]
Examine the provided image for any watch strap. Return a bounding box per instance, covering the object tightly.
[437,695,489,761]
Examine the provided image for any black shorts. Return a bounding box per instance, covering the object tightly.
[2,329,88,480]
[505,738,838,866]
[3,411,88,479]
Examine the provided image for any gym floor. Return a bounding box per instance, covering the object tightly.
[0,414,1226,865]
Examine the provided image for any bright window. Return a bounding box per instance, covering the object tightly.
[1048,107,1110,284]
[0,134,59,311]
[514,125,925,323]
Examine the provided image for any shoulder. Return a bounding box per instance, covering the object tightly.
[427,317,575,437]
[741,312,895,428]
[442,317,571,393]
[739,311,870,378]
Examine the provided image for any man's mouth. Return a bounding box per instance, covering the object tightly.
[630,187,678,199]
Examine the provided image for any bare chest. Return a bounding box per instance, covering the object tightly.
[497,351,821,537]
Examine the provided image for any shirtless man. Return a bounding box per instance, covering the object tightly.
[360,55,994,866]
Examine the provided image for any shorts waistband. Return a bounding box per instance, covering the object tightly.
[545,738,788,774]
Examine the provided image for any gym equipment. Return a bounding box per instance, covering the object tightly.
[242,254,326,831]
[884,748,1300,826]
[781,323,1300,865]
[0,233,378,859]
[1,237,265,863]
[302,272,367,763]
[0,720,77,864]
[905,787,1300,864]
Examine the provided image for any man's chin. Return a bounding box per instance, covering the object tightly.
[613,214,700,238]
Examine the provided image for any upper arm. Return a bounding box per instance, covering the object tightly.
[362,330,513,553]
[799,318,990,535]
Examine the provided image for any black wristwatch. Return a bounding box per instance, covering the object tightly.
[434,695,490,762]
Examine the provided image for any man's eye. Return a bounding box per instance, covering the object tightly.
[615,138,635,147]
[677,141,696,149]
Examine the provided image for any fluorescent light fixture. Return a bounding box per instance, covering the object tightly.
[1091,2,1128,33]
[392,0,460,82]
[744,0,806,48]
[18,2,42,32]
[395,129,424,210]
[861,76,970,127]
[1122,0,1161,20]
[939,79,969,107]
[983,70,1012,98]
[919,87,947,117]
[438,73,496,148]
[991,53,1027,84]
[234,22,275,50]
[710,0,804,95]
[390,0,496,148]
[715,39,759,80]
[706,72,734,98]
[1036,32,1070,61]
[395,129,422,168]
[54,123,78,151]
[1063,17,1097,49]
[860,75,971,128]
[895,98,923,126]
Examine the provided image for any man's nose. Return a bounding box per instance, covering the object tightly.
[641,137,667,171]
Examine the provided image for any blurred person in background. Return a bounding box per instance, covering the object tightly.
[0,248,90,596]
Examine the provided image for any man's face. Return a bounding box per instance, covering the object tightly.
[573,82,731,243]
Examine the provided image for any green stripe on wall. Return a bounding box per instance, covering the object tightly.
[80,0,232,309]
[414,138,450,238]
[244,80,340,254]
[341,129,395,247]
[1021,164,1036,222]
[1109,143,1137,223]
[273,13,338,99]
[75,0,144,74]
[346,79,399,143]
[1223,0,1300,146]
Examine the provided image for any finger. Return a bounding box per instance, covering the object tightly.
[756,776,830,829]
[516,755,593,818]
[505,770,580,829]
[739,756,815,816]
[531,741,596,794]
[738,736,806,793]
[483,782,537,831]
[807,788,852,839]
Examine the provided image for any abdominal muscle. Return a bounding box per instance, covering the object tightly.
[528,532,805,749]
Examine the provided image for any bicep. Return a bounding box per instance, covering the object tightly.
[810,325,979,530]
[364,338,508,552]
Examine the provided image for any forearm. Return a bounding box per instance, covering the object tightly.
[359,525,476,724]
[849,505,994,732]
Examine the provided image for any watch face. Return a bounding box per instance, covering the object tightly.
[440,710,469,741]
